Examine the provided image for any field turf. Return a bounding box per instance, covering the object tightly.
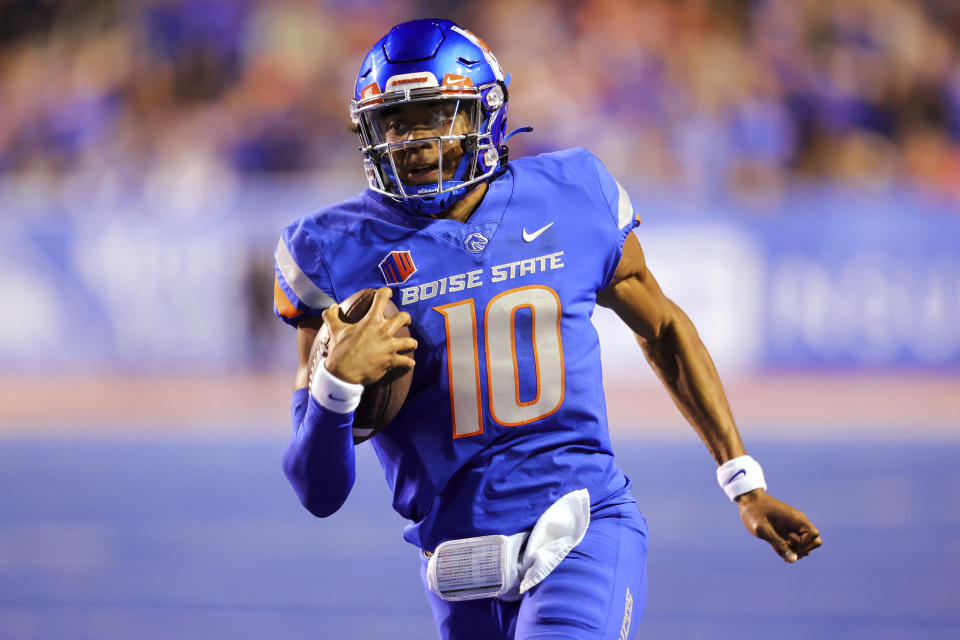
[0,436,957,639]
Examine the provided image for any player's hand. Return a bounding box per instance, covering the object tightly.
[736,489,822,563]
[322,287,418,385]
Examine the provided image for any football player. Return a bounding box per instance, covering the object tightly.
[274,19,821,640]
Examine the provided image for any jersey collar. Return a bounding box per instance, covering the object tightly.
[364,165,515,255]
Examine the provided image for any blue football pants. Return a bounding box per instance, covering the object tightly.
[419,496,648,640]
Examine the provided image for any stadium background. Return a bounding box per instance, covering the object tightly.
[0,0,957,638]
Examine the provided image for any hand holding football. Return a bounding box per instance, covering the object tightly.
[310,287,417,442]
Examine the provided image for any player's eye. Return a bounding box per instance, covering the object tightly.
[430,112,454,128]
[434,103,459,124]
[385,121,409,136]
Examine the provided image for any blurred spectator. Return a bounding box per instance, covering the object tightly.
[1,0,959,211]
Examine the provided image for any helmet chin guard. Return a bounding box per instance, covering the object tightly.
[350,19,511,216]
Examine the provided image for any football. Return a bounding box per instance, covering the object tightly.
[310,288,414,443]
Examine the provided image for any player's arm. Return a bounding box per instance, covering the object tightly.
[597,234,822,562]
[282,312,359,518]
[282,288,416,518]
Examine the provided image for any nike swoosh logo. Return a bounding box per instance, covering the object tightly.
[724,469,747,485]
[522,222,554,242]
[328,393,349,402]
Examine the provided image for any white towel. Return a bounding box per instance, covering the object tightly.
[518,487,591,594]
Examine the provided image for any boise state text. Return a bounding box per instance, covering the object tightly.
[398,251,565,305]
[273,148,639,552]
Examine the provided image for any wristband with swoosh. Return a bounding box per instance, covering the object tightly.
[716,455,767,502]
[310,359,364,414]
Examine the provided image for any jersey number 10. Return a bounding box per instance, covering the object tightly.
[434,285,565,438]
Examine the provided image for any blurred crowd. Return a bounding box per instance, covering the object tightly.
[2,0,960,215]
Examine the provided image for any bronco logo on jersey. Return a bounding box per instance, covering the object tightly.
[464,232,489,253]
[379,250,417,284]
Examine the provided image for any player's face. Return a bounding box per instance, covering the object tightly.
[371,100,474,185]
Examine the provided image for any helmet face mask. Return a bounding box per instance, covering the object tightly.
[350,19,510,215]
[357,97,488,198]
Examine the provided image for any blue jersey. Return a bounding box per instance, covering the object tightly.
[274,148,640,551]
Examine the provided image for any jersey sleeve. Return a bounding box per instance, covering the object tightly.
[273,220,337,327]
[584,151,641,291]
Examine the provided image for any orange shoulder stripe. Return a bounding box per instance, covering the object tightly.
[274,275,303,319]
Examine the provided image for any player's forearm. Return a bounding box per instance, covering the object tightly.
[639,302,745,465]
[282,389,356,517]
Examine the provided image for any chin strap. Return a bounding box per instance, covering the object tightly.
[499,126,534,164]
[504,126,533,142]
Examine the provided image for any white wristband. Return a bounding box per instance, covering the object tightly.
[716,455,767,502]
[310,359,364,414]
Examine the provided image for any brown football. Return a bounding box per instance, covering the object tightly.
[310,288,414,443]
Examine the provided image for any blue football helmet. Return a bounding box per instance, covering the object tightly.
[350,19,511,215]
